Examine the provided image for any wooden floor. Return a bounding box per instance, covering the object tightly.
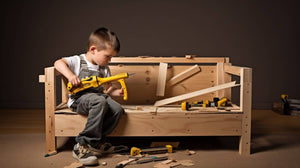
[0,109,300,168]
[0,109,299,134]
[0,109,45,134]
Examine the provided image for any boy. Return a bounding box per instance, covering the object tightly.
[54,27,126,165]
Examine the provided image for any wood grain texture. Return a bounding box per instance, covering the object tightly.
[154,81,239,107]
[166,64,201,86]
[156,63,168,96]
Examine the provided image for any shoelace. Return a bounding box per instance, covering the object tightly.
[78,145,91,158]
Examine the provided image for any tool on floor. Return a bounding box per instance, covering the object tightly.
[130,145,173,156]
[281,94,300,115]
[281,94,290,115]
[115,158,137,168]
[181,97,230,110]
[44,151,57,157]
[136,155,169,164]
[67,72,135,100]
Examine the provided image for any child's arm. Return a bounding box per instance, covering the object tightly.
[54,58,81,87]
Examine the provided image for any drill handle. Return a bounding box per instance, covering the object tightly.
[118,79,128,101]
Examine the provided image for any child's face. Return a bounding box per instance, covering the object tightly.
[92,48,117,66]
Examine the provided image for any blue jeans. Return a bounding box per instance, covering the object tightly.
[70,93,124,147]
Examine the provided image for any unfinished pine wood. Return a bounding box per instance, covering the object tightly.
[111,57,228,63]
[166,64,200,86]
[110,65,158,104]
[111,113,242,136]
[110,65,217,105]
[55,105,242,137]
[185,54,196,59]
[216,63,225,98]
[44,67,56,153]
[61,76,68,103]
[223,63,232,99]
[164,65,217,104]
[55,105,157,115]
[217,63,233,99]
[224,64,242,76]
[39,75,45,83]
[154,81,239,107]
[40,57,252,155]
[122,105,157,114]
[156,63,168,96]
[55,114,87,136]
[239,68,252,155]
[156,106,242,114]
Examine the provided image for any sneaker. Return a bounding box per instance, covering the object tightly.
[72,143,98,165]
[88,142,129,155]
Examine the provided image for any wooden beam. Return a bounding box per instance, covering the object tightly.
[154,81,239,107]
[111,57,227,64]
[216,63,224,98]
[166,65,201,86]
[61,76,69,104]
[156,63,168,96]
[39,75,45,83]
[55,112,242,136]
[224,65,242,76]
[44,67,57,153]
[239,68,252,155]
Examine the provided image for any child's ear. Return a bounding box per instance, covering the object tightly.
[89,45,97,54]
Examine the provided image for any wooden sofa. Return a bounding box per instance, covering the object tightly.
[39,56,252,155]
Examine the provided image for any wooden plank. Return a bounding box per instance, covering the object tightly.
[166,65,201,86]
[61,76,68,104]
[223,63,232,99]
[239,68,252,155]
[122,105,157,114]
[156,63,168,96]
[55,114,87,136]
[54,105,157,114]
[225,57,230,63]
[216,63,233,99]
[216,63,224,98]
[111,113,242,136]
[154,81,239,107]
[39,75,45,83]
[53,105,242,114]
[111,57,227,64]
[156,107,242,114]
[44,67,57,153]
[224,65,242,76]
[55,113,242,136]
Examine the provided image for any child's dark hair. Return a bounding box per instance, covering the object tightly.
[88,27,120,53]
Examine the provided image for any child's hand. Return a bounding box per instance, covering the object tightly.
[69,75,81,87]
[110,88,124,97]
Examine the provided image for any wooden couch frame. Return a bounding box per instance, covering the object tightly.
[39,56,252,155]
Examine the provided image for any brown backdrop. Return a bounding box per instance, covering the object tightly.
[1,0,299,109]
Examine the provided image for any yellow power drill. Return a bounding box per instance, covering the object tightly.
[67,72,134,101]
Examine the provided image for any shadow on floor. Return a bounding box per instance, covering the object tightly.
[57,136,240,153]
[57,134,300,155]
[251,134,300,154]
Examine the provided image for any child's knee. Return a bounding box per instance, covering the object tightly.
[116,105,125,115]
[89,94,108,107]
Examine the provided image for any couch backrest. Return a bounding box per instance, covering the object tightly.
[106,56,231,105]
